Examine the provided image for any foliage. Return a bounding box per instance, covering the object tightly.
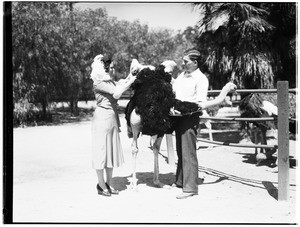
[192,3,296,89]
[11,2,188,127]
[13,97,37,127]
[11,2,295,127]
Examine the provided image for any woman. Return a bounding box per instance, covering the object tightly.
[91,54,136,197]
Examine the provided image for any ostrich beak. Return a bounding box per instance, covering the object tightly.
[225,82,237,94]
[230,84,237,94]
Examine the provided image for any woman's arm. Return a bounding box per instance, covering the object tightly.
[113,74,136,99]
[93,74,136,99]
[93,80,116,95]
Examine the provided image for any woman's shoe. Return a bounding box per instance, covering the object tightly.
[96,184,111,197]
[105,183,119,195]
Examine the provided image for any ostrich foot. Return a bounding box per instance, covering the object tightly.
[163,184,172,189]
[270,162,277,168]
[207,145,213,150]
[153,180,171,189]
[128,178,138,190]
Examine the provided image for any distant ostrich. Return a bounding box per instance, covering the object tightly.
[239,93,280,165]
[125,59,237,188]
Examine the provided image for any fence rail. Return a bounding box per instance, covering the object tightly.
[121,88,297,100]
[207,88,297,95]
[200,116,276,122]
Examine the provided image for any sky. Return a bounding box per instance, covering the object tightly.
[75,2,202,31]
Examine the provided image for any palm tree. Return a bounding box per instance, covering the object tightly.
[192,3,296,89]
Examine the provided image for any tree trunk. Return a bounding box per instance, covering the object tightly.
[41,100,47,119]
[69,100,78,113]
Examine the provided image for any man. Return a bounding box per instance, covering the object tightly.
[172,48,209,199]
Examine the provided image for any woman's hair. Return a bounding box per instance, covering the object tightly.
[101,55,112,73]
[90,54,112,82]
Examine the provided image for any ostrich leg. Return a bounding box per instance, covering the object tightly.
[151,136,165,188]
[256,126,267,166]
[129,109,142,189]
[205,121,213,149]
[261,127,277,166]
[130,124,139,189]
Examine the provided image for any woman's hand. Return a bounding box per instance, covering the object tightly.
[128,75,137,85]
[113,75,136,100]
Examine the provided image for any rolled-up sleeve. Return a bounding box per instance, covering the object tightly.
[196,76,209,102]
[93,81,116,95]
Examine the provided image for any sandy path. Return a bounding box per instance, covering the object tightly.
[13,113,297,223]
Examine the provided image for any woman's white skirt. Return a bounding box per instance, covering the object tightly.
[91,107,124,169]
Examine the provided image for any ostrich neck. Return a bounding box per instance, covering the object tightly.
[200,87,231,110]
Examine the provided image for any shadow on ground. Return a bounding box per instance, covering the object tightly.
[234,151,297,169]
[112,172,175,191]
[112,172,206,191]
[112,165,284,200]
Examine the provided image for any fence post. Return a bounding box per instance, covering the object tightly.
[277,81,289,201]
[166,134,175,166]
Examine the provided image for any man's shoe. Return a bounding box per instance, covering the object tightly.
[176,192,198,199]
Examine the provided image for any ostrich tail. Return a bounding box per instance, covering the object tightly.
[127,124,133,138]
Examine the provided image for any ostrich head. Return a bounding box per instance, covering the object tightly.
[161,60,177,76]
[130,59,155,76]
[223,82,237,94]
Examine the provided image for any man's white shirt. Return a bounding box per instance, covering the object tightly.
[173,68,209,103]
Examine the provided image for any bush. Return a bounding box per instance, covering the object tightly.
[13,98,38,127]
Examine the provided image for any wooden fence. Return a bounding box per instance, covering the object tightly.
[121,82,296,201]
[165,82,295,201]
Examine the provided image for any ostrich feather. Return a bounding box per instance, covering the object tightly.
[239,93,276,130]
[125,65,202,136]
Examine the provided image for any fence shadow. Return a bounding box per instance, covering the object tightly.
[198,165,276,191]
[262,181,278,200]
[198,130,244,144]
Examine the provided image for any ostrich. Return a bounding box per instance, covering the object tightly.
[125,59,237,188]
[239,93,280,165]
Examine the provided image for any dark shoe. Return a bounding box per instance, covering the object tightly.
[105,183,119,195]
[176,192,198,199]
[96,184,111,197]
[171,183,182,188]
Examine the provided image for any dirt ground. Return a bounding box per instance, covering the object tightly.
[12,103,297,224]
